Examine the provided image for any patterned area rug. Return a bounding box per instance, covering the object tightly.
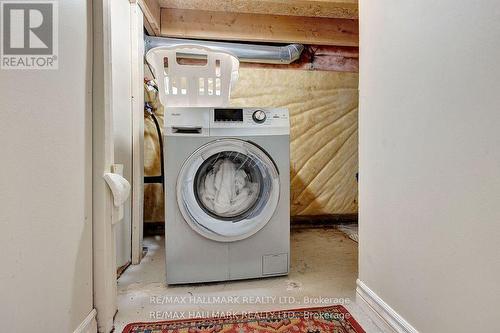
[122,306,365,333]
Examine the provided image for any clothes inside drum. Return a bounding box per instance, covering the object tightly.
[195,152,262,219]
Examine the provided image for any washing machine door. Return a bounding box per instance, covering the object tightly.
[177,138,280,242]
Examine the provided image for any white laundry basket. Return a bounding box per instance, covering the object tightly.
[145,45,239,107]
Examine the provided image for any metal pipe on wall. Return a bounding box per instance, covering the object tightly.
[144,35,304,64]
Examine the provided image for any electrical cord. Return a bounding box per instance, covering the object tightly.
[144,102,164,192]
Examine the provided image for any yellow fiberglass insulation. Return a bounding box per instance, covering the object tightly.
[143,68,358,221]
[230,68,359,216]
[143,83,164,222]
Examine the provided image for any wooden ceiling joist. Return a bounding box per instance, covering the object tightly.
[137,0,161,35]
[159,0,358,19]
[160,8,359,46]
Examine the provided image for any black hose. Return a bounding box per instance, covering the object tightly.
[144,102,164,191]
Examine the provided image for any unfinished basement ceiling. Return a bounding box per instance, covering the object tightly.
[158,0,358,19]
[139,0,359,47]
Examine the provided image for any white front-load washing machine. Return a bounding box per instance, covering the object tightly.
[164,107,290,284]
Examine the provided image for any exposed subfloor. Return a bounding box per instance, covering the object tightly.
[114,228,382,332]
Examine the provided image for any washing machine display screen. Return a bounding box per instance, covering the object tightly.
[214,108,243,122]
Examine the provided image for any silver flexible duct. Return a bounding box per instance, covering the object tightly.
[144,35,304,64]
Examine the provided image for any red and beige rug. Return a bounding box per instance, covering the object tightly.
[122,305,365,333]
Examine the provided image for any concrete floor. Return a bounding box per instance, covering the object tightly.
[115,228,382,332]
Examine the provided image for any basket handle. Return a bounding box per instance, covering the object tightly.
[168,45,213,68]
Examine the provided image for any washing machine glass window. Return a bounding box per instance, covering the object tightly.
[177,138,280,242]
[194,151,263,219]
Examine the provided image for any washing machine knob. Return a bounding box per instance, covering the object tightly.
[252,110,266,123]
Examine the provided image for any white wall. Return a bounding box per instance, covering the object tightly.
[359,1,500,332]
[0,1,94,332]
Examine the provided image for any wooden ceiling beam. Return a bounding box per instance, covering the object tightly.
[159,0,358,19]
[138,0,161,35]
[160,8,358,46]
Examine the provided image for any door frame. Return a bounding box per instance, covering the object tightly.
[92,0,117,331]
[130,2,145,265]
[93,0,145,331]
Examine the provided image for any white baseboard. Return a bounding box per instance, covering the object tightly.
[73,309,98,333]
[356,279,418,333]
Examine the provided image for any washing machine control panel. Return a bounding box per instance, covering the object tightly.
[252,110,267,123]
[164,107,290,136]
[212,108,288,126]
